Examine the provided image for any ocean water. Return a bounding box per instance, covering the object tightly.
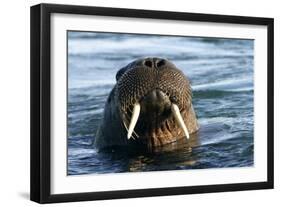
[67,31,254,175]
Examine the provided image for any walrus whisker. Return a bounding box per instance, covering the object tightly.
[127,103,141,139]
[122,120,137,140]
[171,103,190,139]
[123,112,139,138]
[122,120,128,132]
[122,114,138,140]
[132,129,139,138]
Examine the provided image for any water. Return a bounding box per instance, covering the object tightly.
[67,31,254,175]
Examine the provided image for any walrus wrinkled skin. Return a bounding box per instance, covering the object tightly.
[94,57,199,150]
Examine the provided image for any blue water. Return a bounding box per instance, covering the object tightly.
[67,31,254,175]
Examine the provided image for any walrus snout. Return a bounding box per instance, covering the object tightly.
[140,89,171,116]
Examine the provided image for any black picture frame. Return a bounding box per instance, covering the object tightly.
[30,3,274,204]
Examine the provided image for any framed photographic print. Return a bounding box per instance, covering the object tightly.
[30,3,274,203]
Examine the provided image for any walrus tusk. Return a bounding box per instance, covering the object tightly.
[171,103,190,139]
[127,103,141,139]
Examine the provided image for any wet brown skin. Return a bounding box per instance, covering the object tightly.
[94,57,199,150]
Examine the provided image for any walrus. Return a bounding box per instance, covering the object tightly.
[94,57,199,150]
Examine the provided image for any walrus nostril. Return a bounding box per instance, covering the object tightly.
[144,59,153,68]
[155,59,166,68]
[143,58,166,68]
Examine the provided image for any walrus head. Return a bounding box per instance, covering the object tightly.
[94,57,199,150]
